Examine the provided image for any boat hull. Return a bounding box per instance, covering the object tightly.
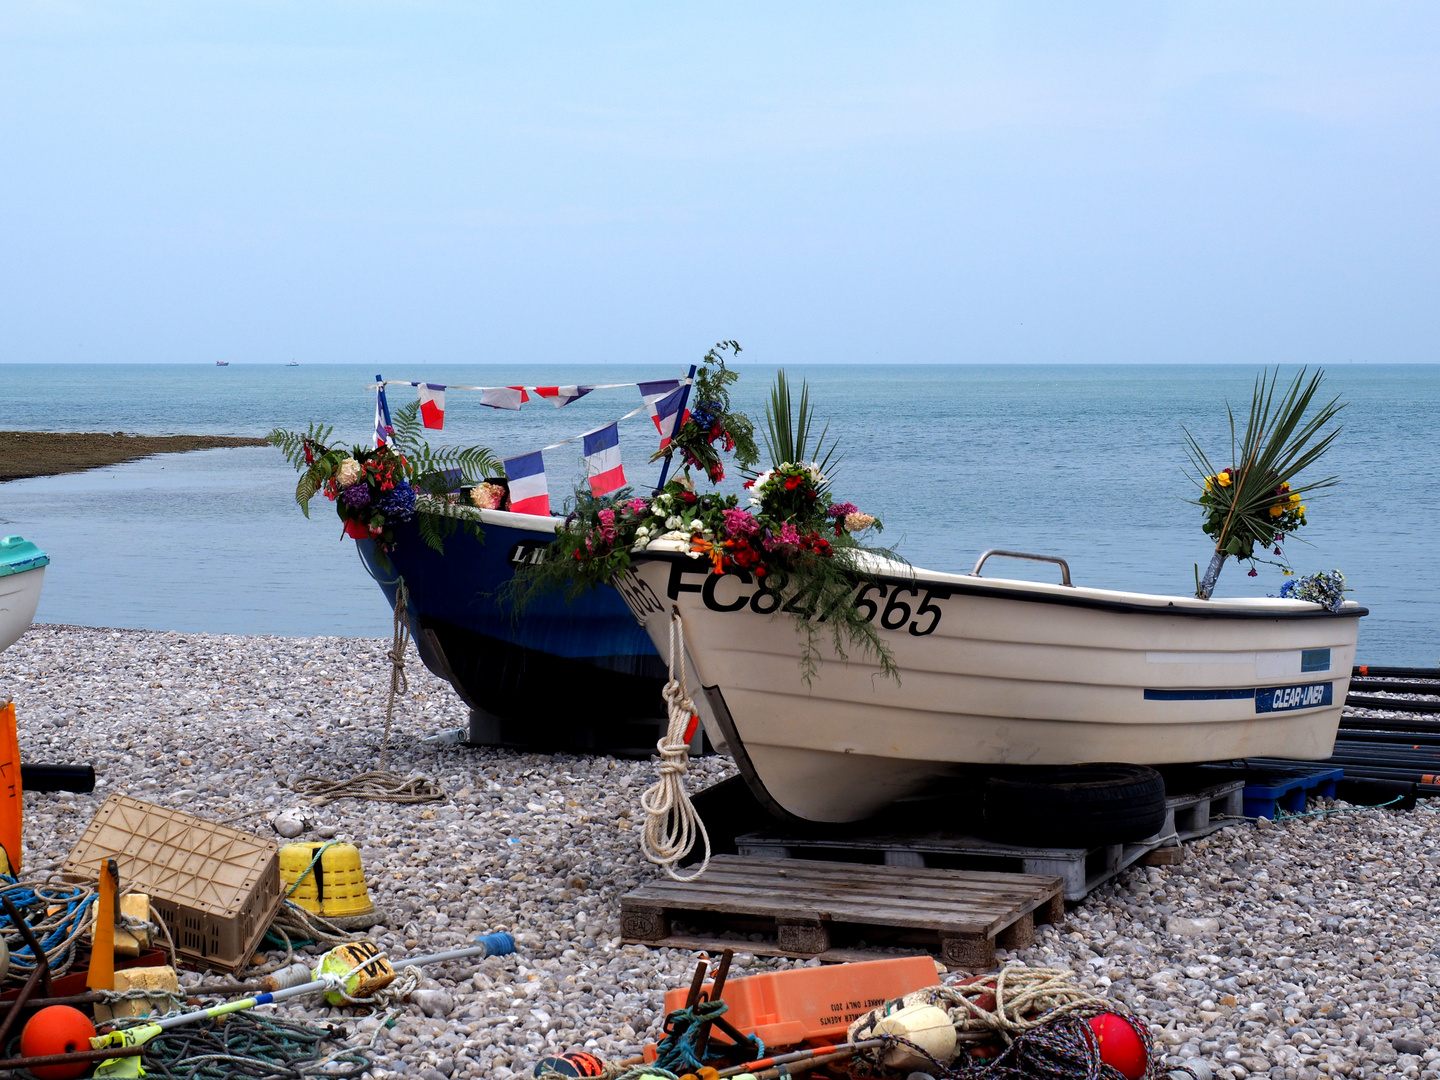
[624,552,1365,822]
[0,565,45,654]
[356,509,667,749]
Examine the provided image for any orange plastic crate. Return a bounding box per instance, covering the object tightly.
[663,954,940,1049]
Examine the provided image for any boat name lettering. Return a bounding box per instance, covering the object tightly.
[507,540,550,569]
[612,568,665,625]
[1255,681,1333,713]
[667,563,951,636]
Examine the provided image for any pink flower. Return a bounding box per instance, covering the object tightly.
[827,502,859,518]
[722,508,760,537]
[625,498,649,515]
[763,521,802,552]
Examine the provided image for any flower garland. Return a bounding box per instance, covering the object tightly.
[648,341,759,484]
[521,458,895,680]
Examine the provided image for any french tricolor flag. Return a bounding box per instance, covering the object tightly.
[417,383,445,429]
[638,380,690,450]
[582,422,626,497]
[481,386,529,411]
[374,379,394,447]
[502,450,550,517]
[532,385,594,408]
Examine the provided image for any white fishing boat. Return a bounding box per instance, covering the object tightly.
[619,543,1364,823]
[0,536,49,655]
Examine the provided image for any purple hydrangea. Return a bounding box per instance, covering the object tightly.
[376,481,417,523]
[341,485,372,509]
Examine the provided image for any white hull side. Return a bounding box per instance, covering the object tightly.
[0,566,45,654]
[624,554,1363,822]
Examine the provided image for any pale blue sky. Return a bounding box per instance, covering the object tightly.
[2,3,1436,364]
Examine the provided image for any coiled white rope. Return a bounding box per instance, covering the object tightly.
[639,609,711,881]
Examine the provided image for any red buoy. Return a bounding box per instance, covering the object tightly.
[20,1005,97,1080]
[1088,1012,1148,1080]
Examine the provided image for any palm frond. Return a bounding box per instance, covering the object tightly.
[764,370,843,477]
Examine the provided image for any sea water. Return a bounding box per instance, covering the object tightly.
[0,362,1435,665]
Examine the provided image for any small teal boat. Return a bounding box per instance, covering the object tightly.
[0,536,49,654]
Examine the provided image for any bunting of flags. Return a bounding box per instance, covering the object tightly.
[638,381,690,450]
[582,422,626,496]
[417,383,445,429]
[374,372,695,514]
[533,385,594,407]
[502,450,550,516]
[480,386,529,411]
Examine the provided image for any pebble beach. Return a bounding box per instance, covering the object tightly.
[4,624,1439,1080]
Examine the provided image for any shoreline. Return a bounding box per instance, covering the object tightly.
[0,430,269,482]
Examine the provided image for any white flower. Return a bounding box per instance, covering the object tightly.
[803,461,825,484]
[635,526,651,538]
[336,457,363,488]
[675,471,696,494]
[748,468,774,508]
[689,520,704,533]
[665,516,683,530]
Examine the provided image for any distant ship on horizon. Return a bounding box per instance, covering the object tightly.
[215,361,229,367]
[287,361,299,366]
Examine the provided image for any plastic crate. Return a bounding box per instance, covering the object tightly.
[62,794,282,973]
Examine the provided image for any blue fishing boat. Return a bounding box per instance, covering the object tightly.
[356,506,673,752]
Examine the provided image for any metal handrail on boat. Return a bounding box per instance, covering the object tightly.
[969,549,1074,587]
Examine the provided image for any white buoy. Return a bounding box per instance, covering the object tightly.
[873,1004,957,1070]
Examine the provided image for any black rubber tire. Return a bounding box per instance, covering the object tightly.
[980,763,1167,848]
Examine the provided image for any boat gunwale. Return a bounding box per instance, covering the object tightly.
[629,548,1369,622]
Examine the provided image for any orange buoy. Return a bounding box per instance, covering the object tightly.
[1088,1013,1148,1080]
[20,1005,96,1080]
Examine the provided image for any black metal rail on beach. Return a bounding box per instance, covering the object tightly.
[1320,665,1440,792]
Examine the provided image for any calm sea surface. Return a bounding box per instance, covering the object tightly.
[1,363,1436,666]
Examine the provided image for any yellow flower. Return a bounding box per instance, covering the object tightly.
[1289,492,1301,504]
[1284,570,1294,576]
[1269,505,1284,517]
[1216,472,1232,488]
[1297,504,1306,514]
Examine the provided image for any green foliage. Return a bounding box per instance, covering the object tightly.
[387,401,503,495]
[1183,367,1345,591]
[763,370,842,476]
[652,341,760,483]
[267,407,497,550]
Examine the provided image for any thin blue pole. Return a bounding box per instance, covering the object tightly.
[654,364,697,492]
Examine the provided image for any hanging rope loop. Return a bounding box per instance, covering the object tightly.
[639,609,710,881]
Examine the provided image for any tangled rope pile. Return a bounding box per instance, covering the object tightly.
[639,611,710,881]
[931,967,1116,1043]
[0,876,98,977]
[894,1007,1157,1080]
[136,1011,371,1080]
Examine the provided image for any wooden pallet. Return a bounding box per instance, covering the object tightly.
[620,855,1064,970]
[735,781,1243,902]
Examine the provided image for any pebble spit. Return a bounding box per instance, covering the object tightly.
[3,625,1438,1080]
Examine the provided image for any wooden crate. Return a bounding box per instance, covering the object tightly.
[620,855,1063,970]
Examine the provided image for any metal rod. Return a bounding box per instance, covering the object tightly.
[694,948,732,1059]
[0,1045,144,1070]
[715,1040,884,1078]
[654,364,698,491]
[969,549,1073,587]
[683,958,708,1010]
[2,893,53,998]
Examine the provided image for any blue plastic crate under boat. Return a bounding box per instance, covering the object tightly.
[1236,764,1344,819]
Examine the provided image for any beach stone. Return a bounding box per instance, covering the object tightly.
[1167,917,1220,937]
[1395,1037,1428,1055]
[413,989,455,1017]
[273,808,307,838]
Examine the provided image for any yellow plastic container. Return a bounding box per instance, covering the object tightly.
[279,842,375,919]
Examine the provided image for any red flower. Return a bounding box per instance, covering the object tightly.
[343,520,371,540]
[784,476,803,490]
